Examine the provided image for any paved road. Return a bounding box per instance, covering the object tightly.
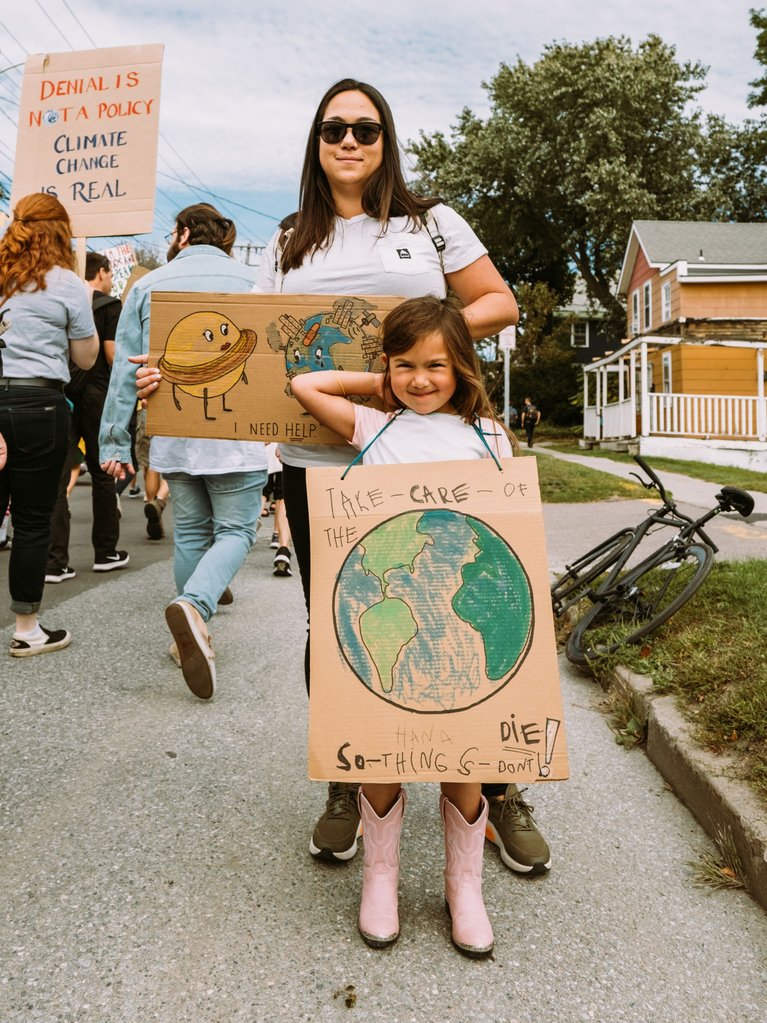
[1,474,766,1022]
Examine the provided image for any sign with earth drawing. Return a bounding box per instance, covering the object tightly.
[307,456,568,783]
[146,292,404,444]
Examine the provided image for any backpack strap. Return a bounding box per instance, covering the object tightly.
[273,224,296,292]
[421,209,445,275]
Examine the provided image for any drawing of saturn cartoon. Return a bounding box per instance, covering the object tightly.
[158,311,257,420]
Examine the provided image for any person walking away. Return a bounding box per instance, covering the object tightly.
[521,396,541,448]
[100,203,267,700]
[0,194,98,655]
[46,252,128,583]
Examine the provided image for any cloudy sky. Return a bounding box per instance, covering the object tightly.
[0,0,762,254]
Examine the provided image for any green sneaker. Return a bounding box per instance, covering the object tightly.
[485,785,551,875]
[309,782,362,861]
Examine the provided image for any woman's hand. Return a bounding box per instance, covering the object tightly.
[0,431,7,471]
[129,353,162,407]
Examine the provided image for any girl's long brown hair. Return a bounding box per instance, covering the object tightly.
[0,193,76,300]
[281,78,440,273]
[382,297,519,451]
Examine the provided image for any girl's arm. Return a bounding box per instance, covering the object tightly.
[290,370,383,442]
[446,255,519,340]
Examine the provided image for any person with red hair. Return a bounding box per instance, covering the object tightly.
[0,193,97,656]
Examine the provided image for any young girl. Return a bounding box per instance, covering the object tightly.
[291,295,516,958]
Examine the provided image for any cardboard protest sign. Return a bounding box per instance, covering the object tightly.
[146,292,403,444]
[101,242,137,297]
[306,456,568,784]
[12,45,163,236]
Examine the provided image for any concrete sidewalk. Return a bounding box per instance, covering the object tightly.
[535,443,767,519]
[2,534,767,1022]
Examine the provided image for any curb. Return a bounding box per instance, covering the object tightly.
[607,665,767,910]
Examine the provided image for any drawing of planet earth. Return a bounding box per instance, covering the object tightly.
[333,509,533,713]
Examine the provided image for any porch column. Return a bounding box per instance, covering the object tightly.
[629,348,637,435]
[758,347,766,442]
[640,341,650,437]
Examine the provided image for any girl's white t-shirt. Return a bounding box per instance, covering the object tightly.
[255,204,487,469]
[351,407,513,467]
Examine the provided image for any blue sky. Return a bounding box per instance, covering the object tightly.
[0,0,762,259]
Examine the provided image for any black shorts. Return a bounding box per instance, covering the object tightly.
[263,471,283,501]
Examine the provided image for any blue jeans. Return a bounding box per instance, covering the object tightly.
[0,387,70,614]
[164,470,266,622]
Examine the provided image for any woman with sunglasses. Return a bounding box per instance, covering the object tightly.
[256,79,549,909]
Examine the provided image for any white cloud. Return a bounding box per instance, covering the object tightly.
[0,0,761,241]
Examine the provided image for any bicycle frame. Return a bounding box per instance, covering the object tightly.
[552,455,729,616]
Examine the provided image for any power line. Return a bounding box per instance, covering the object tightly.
[33,0,76,50]
[0,20,29,55]
[59,0,97,47]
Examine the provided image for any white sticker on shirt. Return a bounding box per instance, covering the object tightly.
[376,232,435,275]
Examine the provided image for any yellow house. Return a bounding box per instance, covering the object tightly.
[582,221,767,471]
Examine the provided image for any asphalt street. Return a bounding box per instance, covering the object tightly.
[1,465,766,1023]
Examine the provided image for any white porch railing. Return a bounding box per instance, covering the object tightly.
[602,398,635,439]
[649,393,763,439]
[584,406,600,439]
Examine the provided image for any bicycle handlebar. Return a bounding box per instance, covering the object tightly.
[632,454,670,502]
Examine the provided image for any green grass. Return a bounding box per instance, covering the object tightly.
[532,450,646,503]
[587,560,767,805]
[544,440,767,494]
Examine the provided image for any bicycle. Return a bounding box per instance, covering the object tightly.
[550,454,755,666]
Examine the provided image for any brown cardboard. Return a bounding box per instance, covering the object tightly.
[306,456,568,783]
[146,292,404,444]
[11,45,163,236]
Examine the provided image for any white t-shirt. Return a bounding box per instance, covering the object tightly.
[1,266,95,380]
[351,407,513,467]
[256,204,486,469]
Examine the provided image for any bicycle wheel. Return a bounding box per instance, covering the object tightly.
[565,542,714,666]
[551,528,635,613]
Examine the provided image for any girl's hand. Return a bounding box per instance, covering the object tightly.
[0,431,7,471]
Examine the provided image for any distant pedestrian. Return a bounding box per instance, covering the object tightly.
[521,396,541,448]
[46,252,129,583]
[0,194,98,656]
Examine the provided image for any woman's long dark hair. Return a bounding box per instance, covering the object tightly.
[281,78,440,272]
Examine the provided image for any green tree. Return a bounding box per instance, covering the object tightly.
[479,282,580,425]
[696,114,767,221]
[411,35,708,339]
[133,244,164,270]
[748,7,767,107]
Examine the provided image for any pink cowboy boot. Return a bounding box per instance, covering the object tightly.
[357,789,406,947]
[441,794,494,958]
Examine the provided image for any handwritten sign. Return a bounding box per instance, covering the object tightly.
[11,45,164,236]
[146,292,404,444]
[101,242,137,297]
[306,456,568,783]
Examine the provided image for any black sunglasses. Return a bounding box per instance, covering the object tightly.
[316,121,384,146]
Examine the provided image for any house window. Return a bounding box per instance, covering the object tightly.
[643,281,652,331]
[662,352,672,393]
[661,282,671,322]
[571,321,589,348]
[631,291,640,335]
